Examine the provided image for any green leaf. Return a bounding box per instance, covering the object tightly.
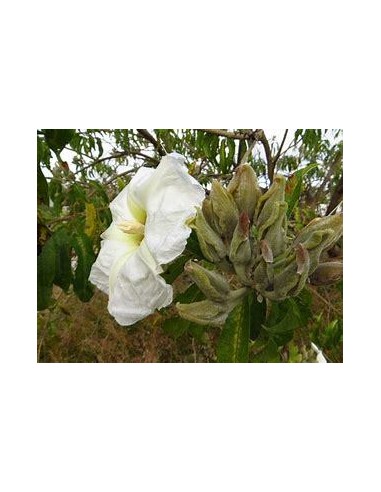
[226,139,235,169]
[162,317,190,339]
[263,299,302,345]
[72,232,96,302]
[37,237,56,310]
[237,140,247,164]
[52,228,72,291]
[286,163,318,217]
[249,293,267,341]
[176,283,204,304]
[161,254,189,285]
[250,339,281,363]
[37,163,49,205]
[185,230,203,258]
[163,284,204,338]
[37,136,52,166]
[43,129,76,154]
[217,294,250,362]
[219,139,227,173]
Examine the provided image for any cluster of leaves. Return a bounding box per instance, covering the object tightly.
[37,130,111,310]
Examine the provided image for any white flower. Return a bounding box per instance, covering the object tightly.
[89,153,205,326]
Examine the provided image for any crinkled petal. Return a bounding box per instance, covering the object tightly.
[110,167,154,224]
[108,240,172,326]
[89,224,140,295]
[142,154,205,265]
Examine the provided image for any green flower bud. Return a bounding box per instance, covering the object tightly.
[202,197,218,231]
[229,212,251,264]
[271,260,300,300]
[261,201,288,257]
[310,261,343,286]
[254,174,286,227]
[177,288,248,326]
[293,214,343,249]
[227,164,262,221]
[209,180,239,239]
[260,239,273,263]
[184,261,231,302]
[300,229,339,273]
[177,299,230,326]
[190,208,227,263]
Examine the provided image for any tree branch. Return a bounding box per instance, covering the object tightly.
[199,129,259,140]
[272,129,289,167]
[257,130,274,183]
[137,129,166,156]
[73,150,159,176]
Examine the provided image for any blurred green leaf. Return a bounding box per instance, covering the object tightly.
[286,163,318,217]
[37,163,49,205]
[72,232,95,302]
[162,255,189,285]
[219,139,227,173]
[52,228,72,291]
[250,339,281,363]
[43,129,76,155]
[263,299,302,345]
[249,293,267,341]
[37,237,56,310]
[163,284,204,338]
[217,294,250,362]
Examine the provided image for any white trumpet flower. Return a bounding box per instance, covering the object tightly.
[89,153,205,326]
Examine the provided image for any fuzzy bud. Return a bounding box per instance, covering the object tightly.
[190,208,227,263]
[229,212,251,265]
[176,288,248,326]
[209,180,239,239]
[184,261,231,302]
[227,164,262,221]
[310,261,343,285]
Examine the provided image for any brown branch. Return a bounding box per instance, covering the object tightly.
[73,150,159,176]
[46,206,109,225]
[257,130,274,183]
[137,129,166,156]
[272,129,289,166]
[199,129,259,140]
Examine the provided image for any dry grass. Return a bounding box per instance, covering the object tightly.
[37,287,218,363]
[37,284,343,363]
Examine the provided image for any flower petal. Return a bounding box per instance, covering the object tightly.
[89,224,140,295]
[110,167,154,224]
[142,154,205,265]
[107,240,172,326]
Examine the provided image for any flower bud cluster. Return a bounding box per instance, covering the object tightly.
[183,164,343,316]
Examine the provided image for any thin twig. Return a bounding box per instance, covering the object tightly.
[257,130,274,183]
[46,206,109,225]
[272,129,289,166]
[137,129,166,156]
[199,129,257,140]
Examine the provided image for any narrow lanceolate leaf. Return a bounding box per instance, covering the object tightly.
[52,228,72,291]
[217,294,250,362]
[72,232,96,302]
[286,163,318,218]
[37,237,56,310]
[84,202,97,238]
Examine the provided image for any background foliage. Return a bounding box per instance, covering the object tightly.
[37,129,343,362]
